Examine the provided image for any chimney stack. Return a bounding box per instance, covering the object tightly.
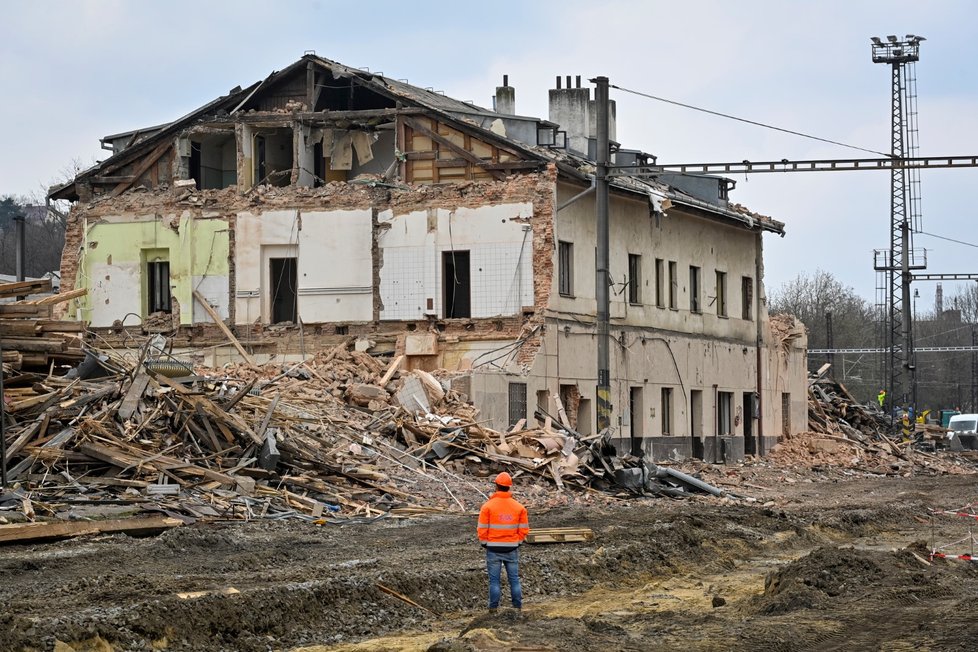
[494,74,516,115]
[549,75,617,158]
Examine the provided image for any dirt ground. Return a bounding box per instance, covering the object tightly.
[5,465,978,652]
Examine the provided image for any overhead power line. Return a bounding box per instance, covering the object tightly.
[610,84,890,158]
[917,230,978,249]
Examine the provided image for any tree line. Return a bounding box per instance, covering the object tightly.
[769,269,978,414]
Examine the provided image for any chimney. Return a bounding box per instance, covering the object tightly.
[549,74,591,156]
[494,74,516,115]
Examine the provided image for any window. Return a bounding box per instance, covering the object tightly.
[742,276,754,320]
[508,383,527,428]
[689,265,701,313]
[661,387,673,436]
[558,241,574,297]
[718,391,734,436]
[443,250,471,318]
[782,392,791,436]
[655,258,664,308]
[628,254,642,304]
[716,270,727,317]
[146,260,171,314]
[668,261,677,309]
[254,128,294,187]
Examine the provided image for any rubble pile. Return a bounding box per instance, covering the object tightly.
[807,368,890,439]
[3,327,713,525]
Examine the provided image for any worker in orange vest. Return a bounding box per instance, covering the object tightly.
[477,471,530,612]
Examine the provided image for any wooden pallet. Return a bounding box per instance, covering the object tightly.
[525,527,594,544]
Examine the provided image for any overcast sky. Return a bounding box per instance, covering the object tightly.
[3,0,977,304]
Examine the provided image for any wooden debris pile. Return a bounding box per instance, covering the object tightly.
[0,279,87,371]
[807,364,889,439]
[3,336,709,526]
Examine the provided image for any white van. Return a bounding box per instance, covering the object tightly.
[947,414,978,450]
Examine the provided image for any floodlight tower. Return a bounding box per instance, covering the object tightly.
[871,34,925,421]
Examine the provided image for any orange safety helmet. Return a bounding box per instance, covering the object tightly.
[494,472,513,487]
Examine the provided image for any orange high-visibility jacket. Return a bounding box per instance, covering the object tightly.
[478,491,530,549]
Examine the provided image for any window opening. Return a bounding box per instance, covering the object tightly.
[628,254,642,304]
[668,261,677,309]
[661,387,673,435]
[716,270,727,317]
[558,241,574,297]
[742,276,754,320]
[690,265,701,313]
[655,258,664,308]
[718,391,733,436]
[508,383,528,428]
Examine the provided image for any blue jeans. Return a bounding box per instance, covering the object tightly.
[486,548,522,609]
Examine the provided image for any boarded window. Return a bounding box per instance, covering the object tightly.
[558,241,574,297]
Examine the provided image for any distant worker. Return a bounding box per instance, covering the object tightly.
[877,389,886,408]
[477,472,530,613]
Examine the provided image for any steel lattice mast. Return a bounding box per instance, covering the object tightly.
[871,34,925,423]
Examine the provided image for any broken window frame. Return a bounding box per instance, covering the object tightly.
[558,241,574,297]
[742,276,754,321]
[655,258,664,308]
[715,270,727,317]
[628,254,642,305]
[508,383,528,429]
[668,261,678,310]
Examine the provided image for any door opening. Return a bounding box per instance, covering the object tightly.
[270,257,298,324]
[443,250,471,318]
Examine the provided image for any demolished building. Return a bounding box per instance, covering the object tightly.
[49,55,808,463]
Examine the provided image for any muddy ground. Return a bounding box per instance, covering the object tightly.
[4,468,978,652]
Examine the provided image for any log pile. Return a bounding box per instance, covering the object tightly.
[0,279,87,371]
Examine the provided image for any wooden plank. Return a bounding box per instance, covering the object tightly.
[117,370,151,421]
[0,337,64,353]
[0,278,51,298]
[525,527,594,544]
[0,304,52,318]
[0,516,183,545]
[378,355,404,387]
[33,288,87,306]
[403,117,506,180]
[111,139,172,197]
[192,289,256,366]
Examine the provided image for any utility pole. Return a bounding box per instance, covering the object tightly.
[593,76,612,435]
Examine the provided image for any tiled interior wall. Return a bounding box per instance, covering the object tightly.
[378,204,534,320]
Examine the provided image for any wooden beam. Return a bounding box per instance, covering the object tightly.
[0,305,52,318]
[111,139,172,197]
[0,516,183,545]
[0,279,51,298]
[403,117,506,180]
[192,289,256,366]
[33,288,88,306]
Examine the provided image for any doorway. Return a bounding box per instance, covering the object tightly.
[269,257,297,324]
[442,250,471,318]
[744,392,756,455]
[690,389,703,459]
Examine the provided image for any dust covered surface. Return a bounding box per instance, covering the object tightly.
[5,471,978,651]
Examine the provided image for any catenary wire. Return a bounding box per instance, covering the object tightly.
[610,84,890,158]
